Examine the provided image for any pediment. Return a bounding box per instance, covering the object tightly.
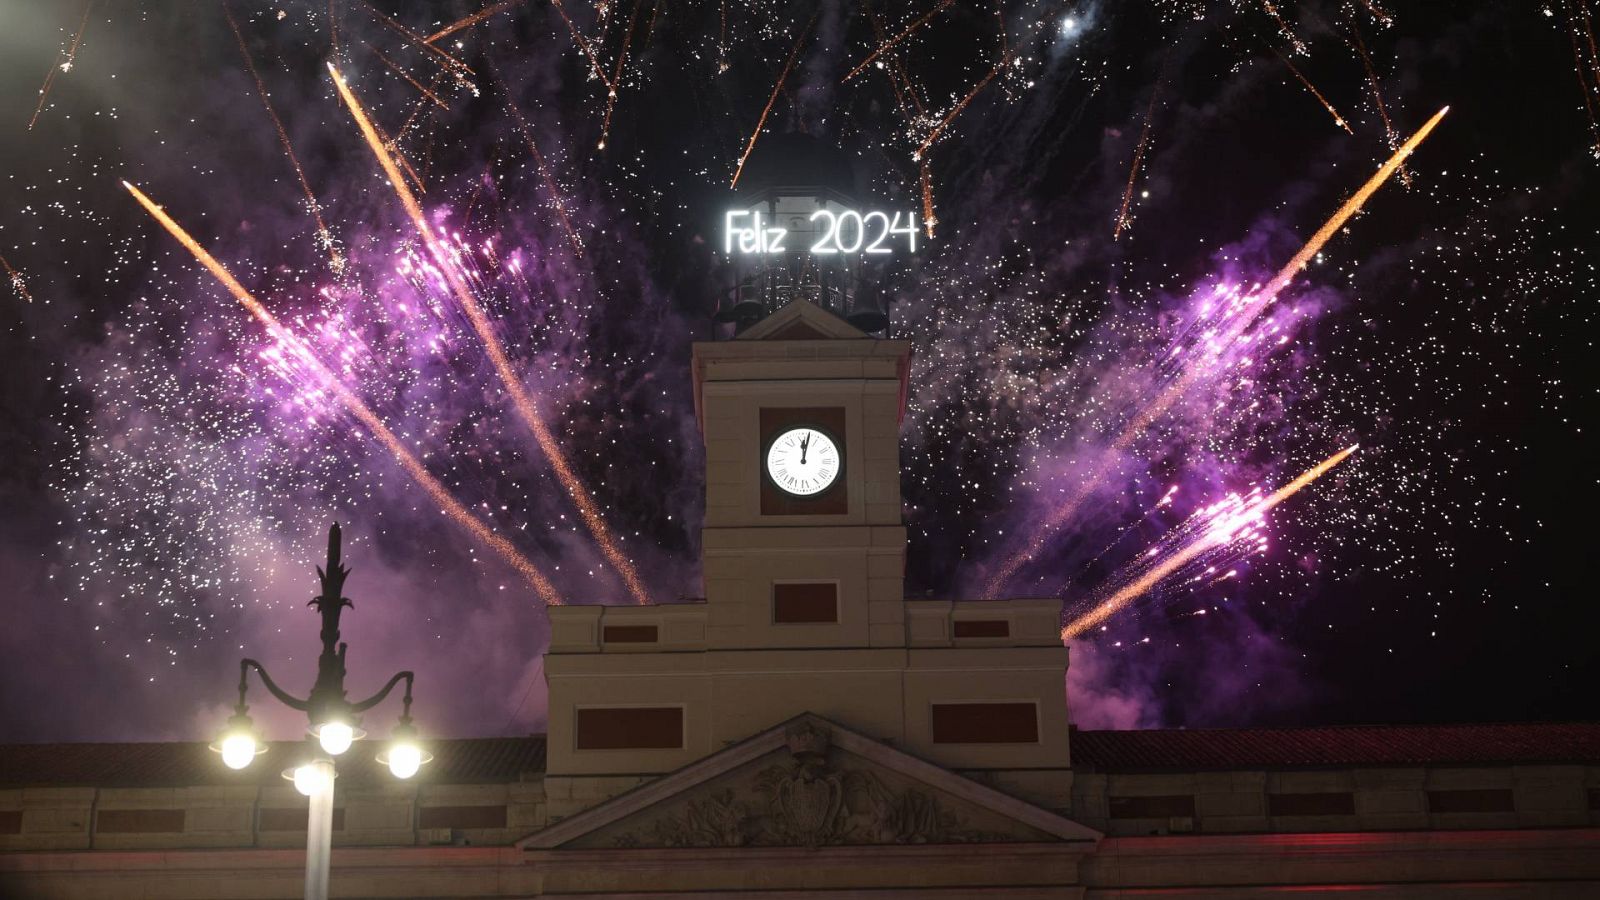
[736,299,870,341]
[520,714,1100,850]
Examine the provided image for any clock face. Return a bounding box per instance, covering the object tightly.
[765,427,842,497]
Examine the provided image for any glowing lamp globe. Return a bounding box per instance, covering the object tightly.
[377,722,433,780]
[220,733,259,770]
[289,761,335,797]
[209,712,264,771]
[317,721,355,756]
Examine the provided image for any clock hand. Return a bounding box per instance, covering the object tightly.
[800,432,809,465]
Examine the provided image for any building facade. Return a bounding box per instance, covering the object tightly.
[4,301,1599,898]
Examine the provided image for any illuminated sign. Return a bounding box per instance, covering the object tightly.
[725,209,918,255]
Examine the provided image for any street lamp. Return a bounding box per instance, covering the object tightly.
[211,523,430,900]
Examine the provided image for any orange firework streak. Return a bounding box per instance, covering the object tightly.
[1272,47,1353,135]
[1,255,34,303]
[1113,76,1164,241]
[492,61,585,256]
[425,0,527,44]
[1060,446,1357,640]
[913,49,1012,162]
[29,0,93,131]
[122,181,561,606]
[730,14,816,188]
[551,0,616,93]
[368,44,451,109]
[597,0,644,151]
[841,0,955,84]
[359,0,475,76]
[1260,0,1307,56]
[222,4,343,271]
[1348,23,1410,187]
[329,65,651,605]
[981,108,1447,598]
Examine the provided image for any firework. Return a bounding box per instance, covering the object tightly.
[1348,22,1410,186]
[329,65,652,606]
[492,61,585,257]
[1272,46,1353,135]
[981,107,1447,598]
[425,0,526,45]
[368,43,451,109]
[1114,73,1165,240]
[222,4,343,272]
[121,181,561,605]
[1260,0,1308,56]
[27,0,93,131]
[913,49,1012,163]
[1,254,33,304]
[841,0,955,84]
[1061,446,1358,640]
[730,14,816,189]
[359,0,475,77]
[597,0,645,151]
[550,0,616,92]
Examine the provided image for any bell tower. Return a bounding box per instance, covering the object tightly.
[694,300,911,652]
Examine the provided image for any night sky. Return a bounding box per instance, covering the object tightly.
[0,0,1594,744]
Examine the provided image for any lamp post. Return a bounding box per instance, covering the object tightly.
[210,524,431,900]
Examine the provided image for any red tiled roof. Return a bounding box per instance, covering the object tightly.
[1070,722,1600,771]
[0,736,546,788]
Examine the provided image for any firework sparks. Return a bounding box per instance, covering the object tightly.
[329,65,651,606]
[982,107,1447,598]
[492,62,585,257]
[730,13,816,189]
[597,0,644,151]
[368,42,452,110]
[425,0,526,45]
[550,0,616,93]
[1,254,33,304]
[1560,0,1600,158]
[1062,446,1358,640]
[222,4,343,272]
[1271,46,1353,135]
[121,181,561,605]
[1260,0,1308,56]
[27,0,93,131]
[841,0,955,84]
[1348,21,1411,186]
[1114,71,1165,240]
[358,0,475,77]
[913,48,1012,163]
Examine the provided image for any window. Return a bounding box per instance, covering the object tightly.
[953,619,1009,638]
[773,582,838,623]
[418,805,507,829]
[96,809,186,834]
[1427,789,1514,813]
[1268,793,1356,816]
[259,807,347,832]
[930,702,1039,744]
[575,706,684,750]
[603,625,659,643]
[1109,795,1196,819]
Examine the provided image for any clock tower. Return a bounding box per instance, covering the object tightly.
[542,299,1076,822]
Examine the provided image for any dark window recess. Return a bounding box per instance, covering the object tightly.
[1589,788,1600,812]
[96,808,186,834]
[0,810,21,835]
[603,625,659,643]
[418,805,507,830]
[1268,793,1356,816]
[1109,795,1196,819]
[575,706,684,750]
[774,583,839,624]
[259,807,347,832]
[1427,789,1515,814]
[930,702,1038,744]
[953,619,1010,638]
